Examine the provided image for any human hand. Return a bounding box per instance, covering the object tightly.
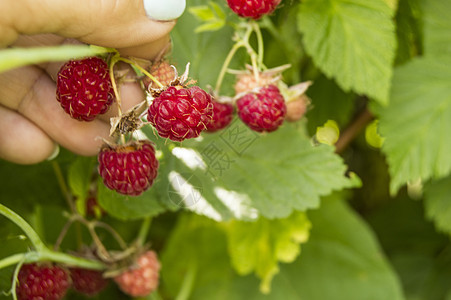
[0,0,183,164]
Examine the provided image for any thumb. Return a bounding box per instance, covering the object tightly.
[1,0,184,59]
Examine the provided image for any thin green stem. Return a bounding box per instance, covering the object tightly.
[248,47,260,83]
[252,21,265,68]
[0,254,26,270]
[53,218,75,251]
[136,217,152,247]
[175,263,197,300]
[93,221,127,249]
[39,249,105,270]
[119,57,164,89]
[11,257,26,300]
[214,41,244,94]
[52,161,76,213]
[0,204,46,251]
[0,250,105,271]
[109,55,123,116]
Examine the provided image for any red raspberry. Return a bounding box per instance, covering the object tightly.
[147,86,214,141]
[114,251,161,297]
[236,84,286,132]
[206,100,234,132]
[70,268,108,296]
[16,263,71,300]
[145,60,177,89]
[98,140,159,196]
[56,57,114,121]
[227,0,281,19]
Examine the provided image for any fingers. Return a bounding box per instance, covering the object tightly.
[2,0,176,59]
[0,66,112,157]
[0,105,56,164]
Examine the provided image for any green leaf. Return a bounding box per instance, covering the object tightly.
[161,195,404,300]
[160,214,231,299]
[394,0,422,65]
[182,124,355,219]
[424,175,451,235]
[189,3,226,33]
[68,156,95,201]
[97,179,166,220]
[210,2,226,20]
[298,0,396,104]
[421,0,451,57]
[285,195,404,300]
[367,195,451,300]
[189,6,216,21]
[195,20,225,33]
[225,212,311,293]
[378,56,451,194]
[0,45,113,73]
[139,124,355,221]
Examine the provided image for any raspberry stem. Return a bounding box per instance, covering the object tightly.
[109,55,123,117]
[251,21,265,69]
[136,217,152,247]
[214,40,243,94]
[52,161,76,213]
[0,203,46,252]
[214,22,266,94]
[10,255,25,300]
[0,203,106,272]
[52,161,83,248]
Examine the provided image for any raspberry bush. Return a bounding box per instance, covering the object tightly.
[1,0,451,299]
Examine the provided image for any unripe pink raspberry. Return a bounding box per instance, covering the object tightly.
[145,60,177,89]
[98,140,159,196]
[234,73,275,95]
[147,86,214,141]
[286,95,309,122]
[56,57,114,121]
[114,251,161,297]
[236,84,286,132]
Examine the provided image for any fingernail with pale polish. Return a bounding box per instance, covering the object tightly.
[143,0,186,21]
[46,144,60,161]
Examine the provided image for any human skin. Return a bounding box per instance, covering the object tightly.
[0,0,175,164]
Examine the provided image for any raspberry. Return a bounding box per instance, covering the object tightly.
[56,57,114,121]
[206,100,234,132]
[286,95,309,122]
[147,86,214,141]
[145,60,176,89]
[114,251,161,297]
[234,73,275,95]
[98,140,159,196]
[70,268,108,296]
[16,263,70,300]
[236,84,286,132]
[227,0,281,19]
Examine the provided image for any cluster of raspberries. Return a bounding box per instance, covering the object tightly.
[16,250,160,300]
[54,0,302,197]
